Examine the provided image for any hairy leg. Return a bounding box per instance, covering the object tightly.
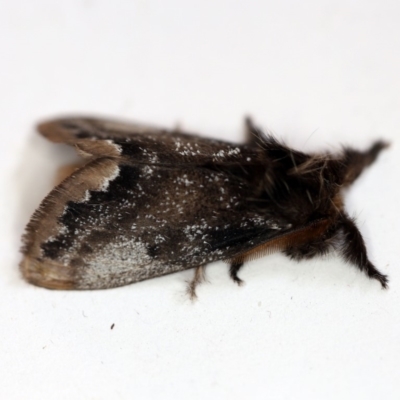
[338,216,388,288]
[187,265,207,300]
[229,261,244,286]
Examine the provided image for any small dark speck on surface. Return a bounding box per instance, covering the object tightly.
[111,323,115,330]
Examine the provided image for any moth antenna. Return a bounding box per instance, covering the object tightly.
[338,215,388,289]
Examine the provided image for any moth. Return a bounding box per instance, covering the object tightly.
[21,116,389,298]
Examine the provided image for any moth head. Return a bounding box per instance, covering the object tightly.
[258,139,347,222]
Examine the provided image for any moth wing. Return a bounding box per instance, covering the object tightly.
[37,116,263,165]
[21,159,291,290]
[38,116,183,143]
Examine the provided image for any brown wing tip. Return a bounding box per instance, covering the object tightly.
[37,117,89,144]
[20,256,76,290]
[37,119,69,143]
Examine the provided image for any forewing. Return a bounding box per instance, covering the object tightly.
[21,159,291,290]
[37,116,263,166]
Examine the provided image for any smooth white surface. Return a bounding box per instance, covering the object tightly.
[1,1,400,399]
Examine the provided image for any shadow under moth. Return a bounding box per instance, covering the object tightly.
[21,116,389,298]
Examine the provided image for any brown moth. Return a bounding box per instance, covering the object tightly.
[21,116,389,298]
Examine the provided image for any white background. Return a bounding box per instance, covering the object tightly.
[1,1,400,399]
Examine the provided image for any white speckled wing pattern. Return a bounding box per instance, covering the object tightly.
[38,116,262,166]
[24,159,289,289]
[20,117,294,289]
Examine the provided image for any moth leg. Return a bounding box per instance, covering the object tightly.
[343,141,389,186]
[187,266,206,300]
[339,216,388,289]
[229,261,245,286]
